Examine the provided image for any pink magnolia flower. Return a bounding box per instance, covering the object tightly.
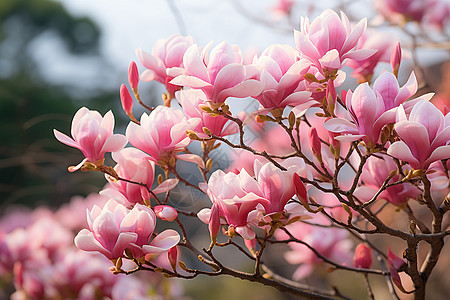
[325,72,419,147]
[176,89,239,137]
[254,157,308,215]
[120,204,180,259]
[388,100,450,170]
[202,169,269,240]
[252,45,311,111]
[74,200,138,260]
[136,34,196,98]
[346,30,397,83]
[375,0,428,24]
[54,107,127,171]
[276,217,352,280]
[126,106,201,167]
[359,154,420,206]
[75,200,179,260]
[294,9,375,74]
[170,41,263,105]
[271,0,295,17]
[101,148,155,205]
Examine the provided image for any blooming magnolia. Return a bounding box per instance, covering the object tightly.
[358,154,420,206]
[170,41,262,106]
[176,89,239,137]
[126,106,201,168]
[136,34,195,98]
[388,100,450,170]
[325,72,419,146]
[101,148,155,205]
[252,44,311,111]
[74,200,180,260]
[54,107,127,171]
[294,9,375,74]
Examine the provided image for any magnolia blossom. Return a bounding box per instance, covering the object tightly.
[75,200,179,260]
[277,218,353,280]
[254,157,308,215]
[375,0,428,24]
[252,44,311,111]
[136,34,195,98]
[126,106,201,167]
[346,30,397,83]
[359,154,420,206]
[325,72,419,146]
[176,89,239,137]
[74,200,138,260]
[201,169,269,240]
[54,107,127,170]
[388,100,450,170]
[294,9,375,74]
[170,41,262,105]
[101,148,155,205]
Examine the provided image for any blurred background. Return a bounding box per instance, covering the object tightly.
[0,0,449,299]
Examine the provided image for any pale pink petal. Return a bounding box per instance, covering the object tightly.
[425,145,450,167]
[112,232,138,259]
[324,118,359,134]
[387,141,420,169]
[144,229,180,254]
[101,134,128,154]
[343,49,377,62]
[170,75,211,89]
[235,226,256,240]
[319,49,341,69]
[74,229,110,258]
[176,153,205,169]
[197,208,211,224]
[183,44,209,82]
[54,129,79,149]
[216,79,263,103]
[153,178,179,194]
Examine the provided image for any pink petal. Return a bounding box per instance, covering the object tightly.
[170,75,211,89]
[53,129,79,149]
[387,141,420,169]
[343,49,377,62]
[101,134,128,154]
[153,178,179,194]
[235,226,256,240]
[324,118,358,134]
[425,145,450,167]
[144,229,180,254]
[112,232,138,259]
[176,153,206,169]
[197,208,211,224]
[216,79,263,103]
[74,229,110,258]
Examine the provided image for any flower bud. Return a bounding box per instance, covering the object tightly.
[390,42,401,78]
[128,61,139,92]
[168,246,178,271]
[154,205,178,222]
[209,203,221,243]
[353,243,372,269]
[120,84,134,116]
[309,128,322,160]
[293,173,307,204]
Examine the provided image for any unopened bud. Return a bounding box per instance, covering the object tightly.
[209,203,221,243]
[128,61,139,92]
[120,84,134,116]
[309,128,322,160]
[390,42,401,78]
[154,205,178,222]
[168,246,178,272]
[353,243,372,269]
[202,127,212,136]
[288,111,296,129]
[157,174,164,185]
[206,158,213,172]
[293,173,307,204]
[186,130,199,140]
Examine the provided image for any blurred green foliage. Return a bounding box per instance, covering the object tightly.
[0,0,114,208]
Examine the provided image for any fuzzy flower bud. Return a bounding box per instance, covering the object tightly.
[293,173,308,205]
[168,246,178,271]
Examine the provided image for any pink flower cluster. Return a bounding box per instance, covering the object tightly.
[0,195,183,299]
